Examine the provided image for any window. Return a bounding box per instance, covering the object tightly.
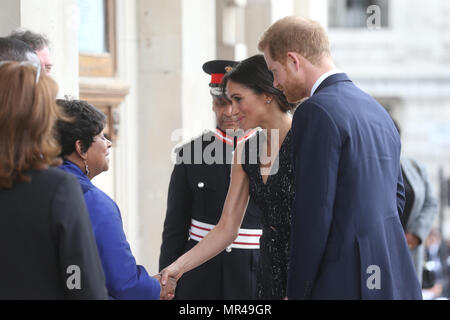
[78,0,116,77]
[328,0,389,29]
[78,0,128,146]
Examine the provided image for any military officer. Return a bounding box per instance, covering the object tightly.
[159,60,262,299]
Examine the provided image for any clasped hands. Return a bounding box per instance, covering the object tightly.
[153,263,183,300]
[153,273,177,300]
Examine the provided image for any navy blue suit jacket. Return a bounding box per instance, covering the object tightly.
[288,73,422,299]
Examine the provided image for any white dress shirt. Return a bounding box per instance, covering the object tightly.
[310,69,343,97]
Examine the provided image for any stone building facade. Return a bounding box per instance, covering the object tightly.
[1,0,447,273]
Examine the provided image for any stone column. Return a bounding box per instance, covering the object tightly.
[113,0,140,259]
[137,0,216,274]
[245,0,271,56]
[270,0,294,22]
[216,0,248,60]
[244,0,328,57]
[293,0,328,28]
[0,0,20,33]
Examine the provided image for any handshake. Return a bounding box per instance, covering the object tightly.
[153,264,182,300]
[153,273,177,300]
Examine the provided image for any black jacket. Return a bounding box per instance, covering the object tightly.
[0,167,107,299]
[159,130,262,299]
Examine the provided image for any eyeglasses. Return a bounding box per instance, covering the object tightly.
[0,60,41,84]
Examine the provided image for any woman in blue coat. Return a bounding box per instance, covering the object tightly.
[56,99,167,299]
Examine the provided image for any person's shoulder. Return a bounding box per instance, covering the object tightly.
[237,128,262,166]
[84,185,119,214]
[31,166,79,188]
[84,185,114,205]
[173,129,214,157]
[24,168,84,211]
[292,99,343,143]
[402,157,428,177]
[294,97,338,124]
[238,127,261,146]
[176,130,213,148]
[303,92,338,111]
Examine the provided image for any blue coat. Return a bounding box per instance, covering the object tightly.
[60,161,160,300]
[288,73,422,299]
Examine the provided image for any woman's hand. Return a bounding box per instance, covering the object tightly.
[157,158,250,300]
[159,262,184,300]
[153,272,178,300]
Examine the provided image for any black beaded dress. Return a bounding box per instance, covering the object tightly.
[241,129,294,300]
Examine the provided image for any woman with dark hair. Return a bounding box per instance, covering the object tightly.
[161,55,295,299]
[56,99,173,300]
[0,62,107,299]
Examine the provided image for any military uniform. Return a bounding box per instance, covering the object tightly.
[159,127,262,299]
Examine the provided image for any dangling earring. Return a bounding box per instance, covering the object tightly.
[266,98,272,104]
[84,161,90,176]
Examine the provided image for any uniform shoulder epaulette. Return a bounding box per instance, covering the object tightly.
[173,129,214,153]
[172,129,214,157]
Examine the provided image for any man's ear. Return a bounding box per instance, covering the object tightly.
[286,52,301,72]
[75,140,87,160]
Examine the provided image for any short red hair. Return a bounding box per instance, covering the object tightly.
[258,16,331,65]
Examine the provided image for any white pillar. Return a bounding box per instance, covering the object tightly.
[216,0,248,60]
[137,0,216,274]
[270,0,294,23]
[245,0,271,56]
[245,0,328,57]
[114,0,140,260]
[0,0,20,33]
[293,0,328,28]
[181,0,216,137]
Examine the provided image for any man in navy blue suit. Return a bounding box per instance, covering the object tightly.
[258,16,422,299]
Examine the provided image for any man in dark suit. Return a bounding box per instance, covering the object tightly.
[259,16,422,299]
[159,60,262,299]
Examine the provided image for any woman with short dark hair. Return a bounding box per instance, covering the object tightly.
[56,99,164,300]
[56,99,109,179]
[0,61,107,299]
